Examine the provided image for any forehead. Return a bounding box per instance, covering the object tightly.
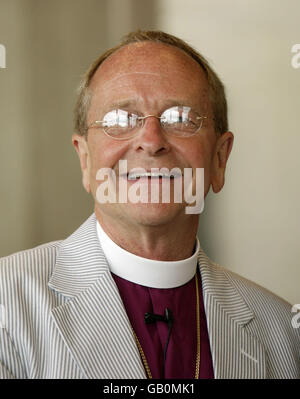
[93,41,206,79]
[89,42,209,112]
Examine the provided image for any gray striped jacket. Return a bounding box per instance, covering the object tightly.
[0,214,299,379]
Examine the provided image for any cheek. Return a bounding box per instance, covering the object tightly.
[180,137,215,194]
[87,133,129,172]
[178,137,215,169]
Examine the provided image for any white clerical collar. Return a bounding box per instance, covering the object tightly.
[96,221,200,289]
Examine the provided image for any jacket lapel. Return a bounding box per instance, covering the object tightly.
[198,250,267,379]
[48,214,145,379]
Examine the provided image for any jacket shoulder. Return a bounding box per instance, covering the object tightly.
[199,250,297,333]
[0,241,62,280]
[220,264,291,309]
[199,250,291,308]
[202,252,299,341]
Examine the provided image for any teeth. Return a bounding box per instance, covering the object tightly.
[128,172,177,180]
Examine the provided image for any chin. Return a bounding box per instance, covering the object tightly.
[95,200,192,228]
[124,202,187,226]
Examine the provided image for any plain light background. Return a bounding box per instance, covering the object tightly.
[0,0,299,305]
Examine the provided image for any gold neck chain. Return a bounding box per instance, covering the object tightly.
[132,274,200,379]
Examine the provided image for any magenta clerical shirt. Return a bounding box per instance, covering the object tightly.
[112,270,214,379]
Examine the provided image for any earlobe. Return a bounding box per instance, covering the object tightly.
[211,131,234,193]
[72,134,91,193]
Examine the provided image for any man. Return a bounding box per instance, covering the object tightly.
[0,30,299,379]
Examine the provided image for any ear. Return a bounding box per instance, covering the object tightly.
[211,131,234,193]
[72,133,91,193]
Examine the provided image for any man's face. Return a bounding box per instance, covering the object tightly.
[73,42,233,229]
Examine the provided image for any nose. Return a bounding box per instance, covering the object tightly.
[133,116,171,156]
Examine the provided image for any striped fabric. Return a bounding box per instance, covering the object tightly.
[0,213,299,379]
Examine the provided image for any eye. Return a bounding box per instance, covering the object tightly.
[160,106,199,132]
[102,109,139,128]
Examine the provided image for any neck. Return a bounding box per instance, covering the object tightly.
[95,208,199,261]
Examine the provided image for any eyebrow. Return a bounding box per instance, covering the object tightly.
[101,99,205,114]
[106,100,136,110]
